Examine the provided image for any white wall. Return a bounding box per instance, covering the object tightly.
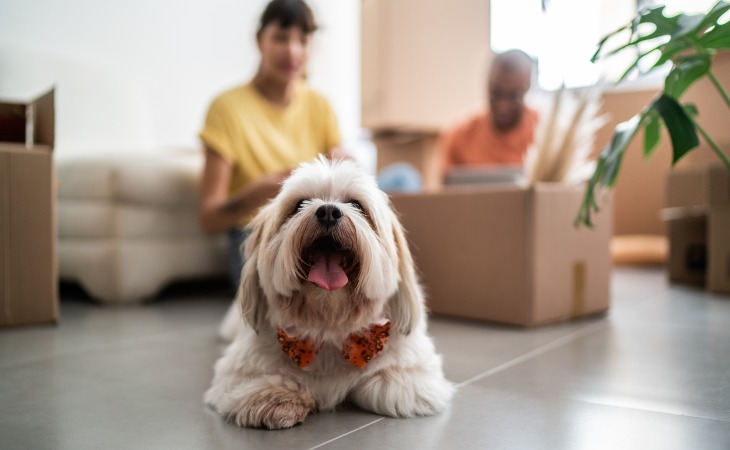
[0,0,360,154]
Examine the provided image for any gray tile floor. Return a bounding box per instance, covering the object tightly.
[2,268,729,450]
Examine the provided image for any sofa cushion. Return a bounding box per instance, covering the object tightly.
[59,237,228,303]
[57,152,201,207]
[58,200,205,239]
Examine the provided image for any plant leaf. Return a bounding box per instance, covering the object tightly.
[592,24,631,62]
[578,2,726,228]
[600,114,643,187]
[699,21,730,49]
[574,159,604,228]
[592,6,679,63]
[683,103,699,117]
[574,114,643,227]
[665,53,711,99]
[616,54,645,82]
[651,38,696,69]
[616,44,667,82]
[640,6,680,34]
[643,110,662,160]
[651,94,700,164]
[599,33,660,61]
[700,1,730,29]
[672,13,706,38]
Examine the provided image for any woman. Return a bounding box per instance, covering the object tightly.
[199,0,341,287]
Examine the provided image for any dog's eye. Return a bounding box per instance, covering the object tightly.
[347,200,364,211]
[293,199,307,215]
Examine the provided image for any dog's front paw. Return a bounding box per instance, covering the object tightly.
[350,367,454,418]
[226,385,316,429]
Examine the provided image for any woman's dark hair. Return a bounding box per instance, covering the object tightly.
[258,0,318,36]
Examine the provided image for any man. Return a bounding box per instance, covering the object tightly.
[441,49,538,172]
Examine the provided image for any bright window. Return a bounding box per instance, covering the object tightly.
[491,0,720,90]
[647,0,719,15]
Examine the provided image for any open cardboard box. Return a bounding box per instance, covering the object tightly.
[391,183,612,326]
[664,166,730,293]
[373,129,443,192]
[0,88,58,327]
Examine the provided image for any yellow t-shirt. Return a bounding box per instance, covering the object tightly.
[199,81,341,195]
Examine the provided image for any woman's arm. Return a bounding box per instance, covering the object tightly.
[199,147,288,234]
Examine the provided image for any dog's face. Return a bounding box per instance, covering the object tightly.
[239,158,421,339]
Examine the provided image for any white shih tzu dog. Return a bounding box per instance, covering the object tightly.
[205,157,454,429]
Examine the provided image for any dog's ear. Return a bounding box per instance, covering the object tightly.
[388,208,423,335]
[238,207,272,333]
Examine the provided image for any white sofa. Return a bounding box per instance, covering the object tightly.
[57,151,228,303]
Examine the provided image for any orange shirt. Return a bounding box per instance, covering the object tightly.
[441,108,539,170]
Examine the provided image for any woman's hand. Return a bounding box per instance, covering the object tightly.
[199,147,289,234]
[220,171,290,216]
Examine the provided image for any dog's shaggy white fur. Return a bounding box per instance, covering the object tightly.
[205,157,454,429]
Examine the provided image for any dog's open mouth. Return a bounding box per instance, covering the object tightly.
[302,236,357,291]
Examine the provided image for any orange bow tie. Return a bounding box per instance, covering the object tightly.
[276,322,391,369]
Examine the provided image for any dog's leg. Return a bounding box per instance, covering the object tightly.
[349,363,455,418]
[218,301,242,341]
[205,374,316,429]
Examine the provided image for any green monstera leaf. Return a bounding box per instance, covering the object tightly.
[576,1,730,228]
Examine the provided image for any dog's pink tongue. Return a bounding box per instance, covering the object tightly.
[307,250,348,291]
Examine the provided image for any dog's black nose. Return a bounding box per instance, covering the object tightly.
[316,204,342,227]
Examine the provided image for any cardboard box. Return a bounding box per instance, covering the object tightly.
[0,88,58,327]
[391,184,612,326]
[373,130,443,192]
[708,208,730,293]
[664,207,707,286]
[361,0,490,130]
[664,166,730,294]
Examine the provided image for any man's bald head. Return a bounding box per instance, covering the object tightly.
[491,50,533,78]
[488,50,533,131]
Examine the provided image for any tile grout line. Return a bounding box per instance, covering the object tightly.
[305,418,385,450]
[455,288,671,390]
[0,325,216,369]
[306,288,669,449]
[573,397,730,423]
[454,320,607,389]
[302,323,607,450]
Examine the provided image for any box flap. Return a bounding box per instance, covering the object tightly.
[0,88,55,150]
[0,102,27,144]
[661,205,709,221]
[31,89,55,148]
